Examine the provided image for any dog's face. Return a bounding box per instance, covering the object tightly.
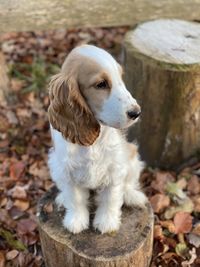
[48,45,141,145]
[72,45,141,129]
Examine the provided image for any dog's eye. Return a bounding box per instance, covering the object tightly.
[96,80,108,89]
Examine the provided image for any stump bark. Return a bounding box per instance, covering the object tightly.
[124,19,200,168]
[37,187,154,267]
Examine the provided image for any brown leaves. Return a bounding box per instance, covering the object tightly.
[150,193,170,213]
[187,175,200,195]
[174,212,193,234]
[29,161,49,180]
[1,27,128,66]
[14,200,29,211]
[149,167,200,266]
[9,161,25,180]
[17,218,38,247]
[10,186,27,200]
[151,171,175,193]
[188,223,200,248]
[192,195,200,212]
[192,223,200,236]
[154,225,163,240]
[160,220,176,234]
[17,218,37,235]
[6,250,19,261]
[10,78,26,92]
[1,27,200,267]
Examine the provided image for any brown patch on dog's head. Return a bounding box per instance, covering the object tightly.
[48,72,100,146]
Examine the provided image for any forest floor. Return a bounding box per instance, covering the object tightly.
[0,27,199,267]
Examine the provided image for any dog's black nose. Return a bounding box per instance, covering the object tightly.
[127,109,141,120]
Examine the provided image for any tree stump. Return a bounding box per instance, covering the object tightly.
[37,187,154,267]
[124,19,200,168]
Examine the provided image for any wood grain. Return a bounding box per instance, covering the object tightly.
[0,0,200,32]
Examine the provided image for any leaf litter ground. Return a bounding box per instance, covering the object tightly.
[0,27,200,267]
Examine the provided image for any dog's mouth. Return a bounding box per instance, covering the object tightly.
[98,119,107,126]
[98,117,139,129]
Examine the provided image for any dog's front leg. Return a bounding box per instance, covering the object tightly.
[124,156,148,208]
[62,182,89,234]
[93,183,124,234]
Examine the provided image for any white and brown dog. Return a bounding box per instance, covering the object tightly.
[48,45,147,234]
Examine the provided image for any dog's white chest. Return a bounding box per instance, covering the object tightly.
[68,145,112,189]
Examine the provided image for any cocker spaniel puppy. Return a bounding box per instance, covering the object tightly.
[48,45,147,234]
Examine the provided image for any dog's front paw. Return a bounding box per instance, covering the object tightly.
[63,209,89,234]
[124,189,148,208]
[93,211,121,234]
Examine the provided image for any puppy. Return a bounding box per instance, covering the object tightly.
[48,45,147,234]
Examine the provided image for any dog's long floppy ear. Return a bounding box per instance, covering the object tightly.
[48,73,100,146]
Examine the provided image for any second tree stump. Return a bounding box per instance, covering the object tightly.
[124,19,200,168]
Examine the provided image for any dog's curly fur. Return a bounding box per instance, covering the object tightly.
[48,45,147,234]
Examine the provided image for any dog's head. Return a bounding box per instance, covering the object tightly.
[48,45,141,146]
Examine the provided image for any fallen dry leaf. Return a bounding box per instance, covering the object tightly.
[161,252,179,261]
[174,212,193,234]
[6,110,18,125]
[0,113,10,132]
[29,162,49,180]
[8,206,25,220]
[187,175,200,195]
[16,108,31,119]
[192,223,200,236]
[0,209,14,227]
[151,171,174,193]
[166,181,186,201]
[11,186,27,200]
[6,250,19,260]
[10,78,26,92]
[187,223,200,248]
[163,237,177,248]
[188,233,200,248]
[150,193,170,213]
[9,161,25,180]
[154,225,164,240]
[160,220,176,233]
[0,198,7,208]
[17,218,37,235]
[176,178,187,190]
[164,197,194,219]
[191,195,200,212]
[14,199,29,211]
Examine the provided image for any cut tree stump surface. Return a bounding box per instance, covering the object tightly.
[126,19,200,67]
[37,187,154,267]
